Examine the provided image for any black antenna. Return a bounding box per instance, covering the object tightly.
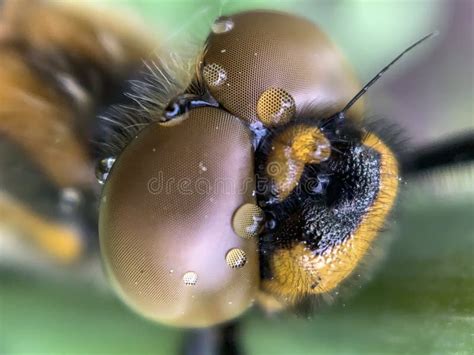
[339,32,438,115]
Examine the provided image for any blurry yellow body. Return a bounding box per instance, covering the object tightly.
[0,0,154,263]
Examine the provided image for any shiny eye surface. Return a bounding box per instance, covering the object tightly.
[100,108,259,327]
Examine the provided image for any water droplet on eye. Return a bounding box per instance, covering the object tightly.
[232,204,265,239]
[198,161,208,172]
[225,248,247,269]
[95,157,116,185]
[182,271,198,286]
[211,17,234,34]
[257,88,295,126]
[203,63,227,87]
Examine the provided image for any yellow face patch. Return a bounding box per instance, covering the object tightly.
[266,125,331,200]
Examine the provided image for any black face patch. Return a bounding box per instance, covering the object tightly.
[257,136,382,281]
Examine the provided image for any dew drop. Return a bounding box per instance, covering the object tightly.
[211,17,234,34]
[225,248,247,269]
[198,161,208,172]
[95,157,116,185]
[232,204,265,239]
[203,63,227,87]
[257,88,295,126]
[182,271,198,286]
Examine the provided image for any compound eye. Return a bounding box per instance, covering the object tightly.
[99,108,259,327]
[204,11,363,124]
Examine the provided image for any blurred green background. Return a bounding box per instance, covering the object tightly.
[1,0,473,354]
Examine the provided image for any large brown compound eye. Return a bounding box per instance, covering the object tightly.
[99,108,260,328]
[203,11,363,124]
